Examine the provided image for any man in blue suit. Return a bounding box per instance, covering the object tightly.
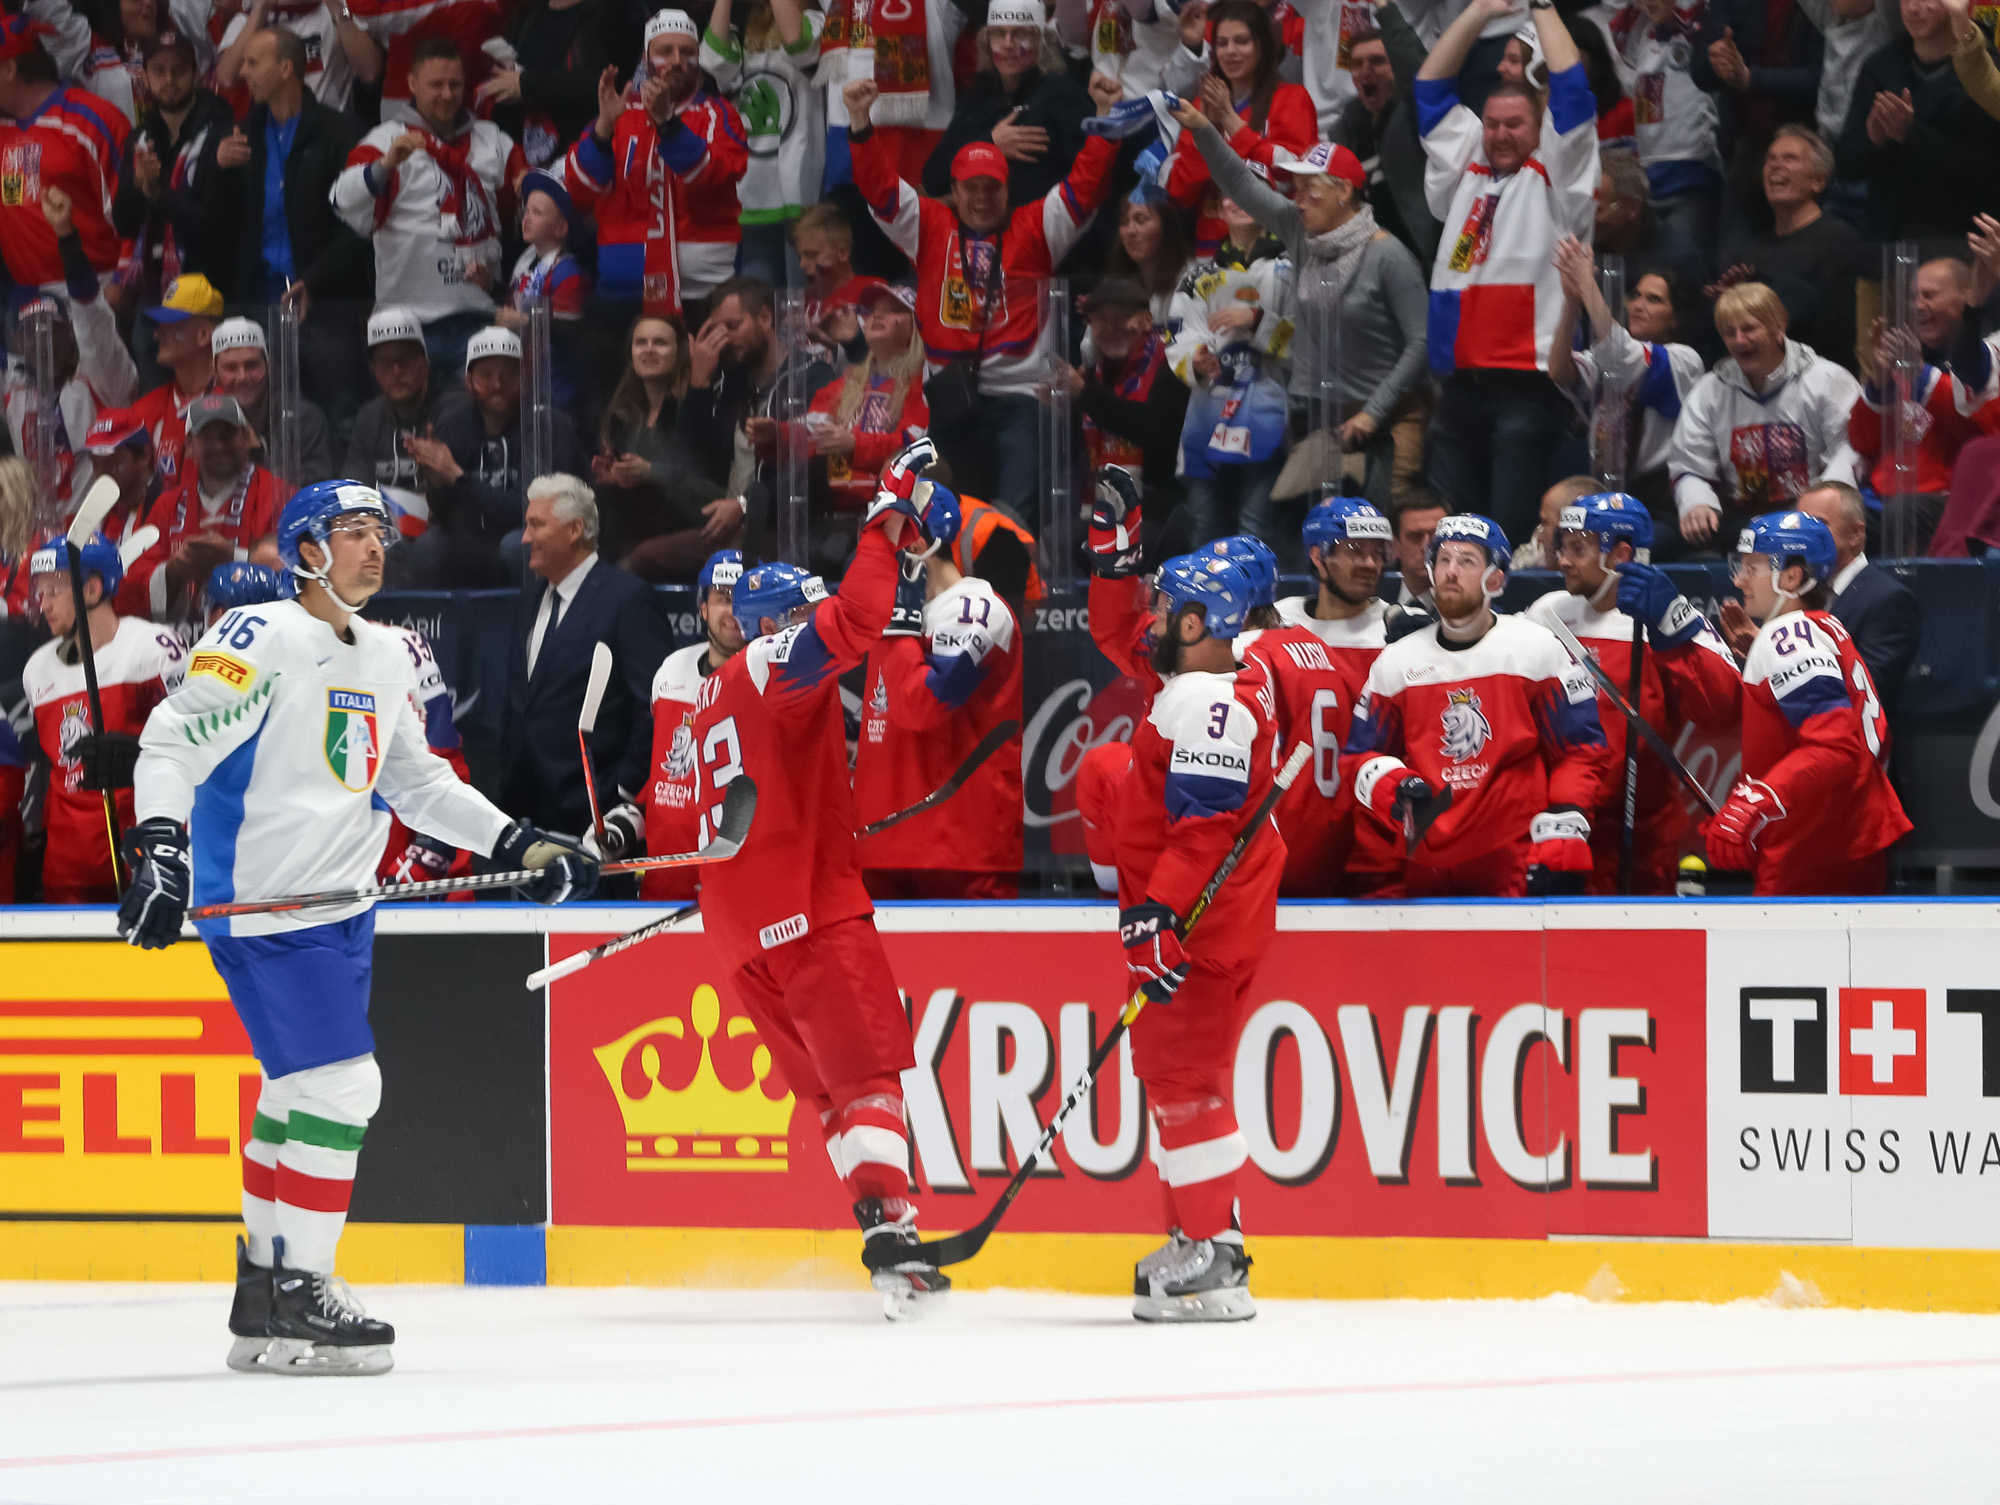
[503,474,674,841]
[1800,481,1921,715]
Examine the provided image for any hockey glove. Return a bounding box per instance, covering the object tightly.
[117,818,190,950]
[1382,604,1435,644]
[1525,807,1592,896]
[1088,465,1145,577]
[883,552,928,638]
[1119,900,1188,1003]
[583,801,646,862]
[391,834,455,887]
[493,821,600,905]
[1354,756,1452,852]
[71,731,142,791]
[1615,563,1705,649]
[1701,778,1784,872]
[864,435,940,534]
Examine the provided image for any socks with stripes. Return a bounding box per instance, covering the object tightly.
[239,1057,380,1275]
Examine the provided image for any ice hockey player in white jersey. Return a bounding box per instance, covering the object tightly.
[120,479,600,1376]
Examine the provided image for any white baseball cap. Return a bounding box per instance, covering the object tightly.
[367,306,424,348]
[987,0,1046,24]
[211,317,267,355]
[464,326,522,370]
[645,7,698,42]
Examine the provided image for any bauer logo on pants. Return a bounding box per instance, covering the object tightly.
[323,689,381,792]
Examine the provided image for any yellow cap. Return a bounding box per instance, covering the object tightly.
[144,274,225,323]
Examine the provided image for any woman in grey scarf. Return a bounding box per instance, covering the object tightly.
[1169,97,1430,512]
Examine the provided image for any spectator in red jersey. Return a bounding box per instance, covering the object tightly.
[118,393,289,623]
[845,68,1124,526]
[128,271,223,489]
[564,9,749,320]
[0,16,129,287]
[333,36,526,378]
[808,282,931,516]
[81,407,162,546]
[1164,0,1317,255]
[346,0,502,110]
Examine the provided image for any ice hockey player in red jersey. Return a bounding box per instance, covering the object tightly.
[689,439,949,1318]
[1346,514,1614,897]
[1522,492,1741,894]
[855,478,1024,898]
[23,532,184,901]
[1702,510,1909,894]
[1087,518,1283,1321]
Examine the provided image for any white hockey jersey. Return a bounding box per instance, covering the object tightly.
[2,281,139,512]
[1669,339,1863,520]
[1562,325,1705,480]
[135,599,512,936]
[1587,2,1722,186]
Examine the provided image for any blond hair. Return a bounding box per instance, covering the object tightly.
[1714,281,1788,338]
[0,457,40,562]
[833,318,925,430]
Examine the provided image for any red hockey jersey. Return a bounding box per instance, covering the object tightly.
[854,575,1023,874]
[1164,82,1318,254]
[117,464,289,621]
[642,640,716,902]
[126,379,200,489]
[24,615,184,899]
[690,520,898,972]
[1272,594,1397,880]
[0,86,128,287]
[1738,609,1909,872]
[1345,613,1614,867]
[1524,589,1741,894]
[1088,573,1282,963]
[808,371,931,511]
[564,91,749,315]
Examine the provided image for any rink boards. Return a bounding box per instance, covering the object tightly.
[4,901,2000,1311]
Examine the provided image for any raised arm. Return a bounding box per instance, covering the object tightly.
[1419,0,1517,81]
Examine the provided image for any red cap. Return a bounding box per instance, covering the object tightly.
[1275,141,1366,190]
[84,407,148,455]
[950,141,1009,183]
[0,14,55,63]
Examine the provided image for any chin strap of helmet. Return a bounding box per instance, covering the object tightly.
[292,524,371,614]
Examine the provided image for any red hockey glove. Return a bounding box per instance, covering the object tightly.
[865,436,940,539]
[391,834,455,888]
[1088,465,1144,577]
[1119,900,1187,1003]
[1702,778,1784,871]
[1526,807,1592,895]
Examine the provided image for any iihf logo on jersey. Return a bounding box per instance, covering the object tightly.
[324,688,381,792]
[1439,687,1490,762]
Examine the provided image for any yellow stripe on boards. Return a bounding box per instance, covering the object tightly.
[0,1223,464,1283]
[0,943,231,1003]
[0,1016,205,1039]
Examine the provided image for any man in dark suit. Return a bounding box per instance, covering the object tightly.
[201,25,373,427]
[503,474,674,844]
[1801,481,1922,715]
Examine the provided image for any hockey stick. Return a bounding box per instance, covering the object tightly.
[524,720,1024,990]
[1618,617,1644,894]
[865,740,1313,1273]
[64,478,125,894]
[1545,614,1720,818]
[855,718,1020,838]
[189,778,759,920]
[577,641,614,853]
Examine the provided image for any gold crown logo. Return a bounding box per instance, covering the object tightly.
[1447,687,1475,705]
[593,984,795,1172]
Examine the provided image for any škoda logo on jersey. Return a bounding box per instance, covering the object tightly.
[323,689,381,792]
[592,984,795,1171]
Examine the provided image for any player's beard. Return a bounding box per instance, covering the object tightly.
[1150,623,1184,677]
[1317,558,1375,607]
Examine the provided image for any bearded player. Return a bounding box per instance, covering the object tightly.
[686,440,949,1319]
[1345,514,1614,897]
[119,479,598,1375]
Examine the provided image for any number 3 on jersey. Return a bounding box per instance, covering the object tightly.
[699,715,743,844]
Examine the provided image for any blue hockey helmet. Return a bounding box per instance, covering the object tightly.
[207,561,291,609]
[277,479,395,608]
[29,530,123,600]
[697,548,743,601]
[731,561,827,641]
[916,477,964,550]
[1426,513,1512,576]
[1301,496,1392,559]
[1736,510,1837,588]
[1156,551,1256,639]
[1562,491,1654,559]
[1199,535,1278,607]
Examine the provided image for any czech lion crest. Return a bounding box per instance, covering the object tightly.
[1439,687,1490,763]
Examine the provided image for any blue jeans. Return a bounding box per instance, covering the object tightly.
[1426,370,1571,544]
[1184,457,1284,550]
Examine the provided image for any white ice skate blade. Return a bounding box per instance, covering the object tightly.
[264,1337,395,1376]
[873,1273,946,1323]
[225,1335,278,1373]
[1131,1286,1257,1324]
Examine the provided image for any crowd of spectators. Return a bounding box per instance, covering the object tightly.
[3,0,1998,898]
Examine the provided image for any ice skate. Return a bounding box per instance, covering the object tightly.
[1132,1235,1255,1323]
[226,1236,276,1373]
[855,1198,950,1322]
[1133,1229,1192,1297]
[265,1240,395,1375]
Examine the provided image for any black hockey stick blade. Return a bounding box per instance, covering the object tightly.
[854,719,1019,839]
[1544,615,1721,817]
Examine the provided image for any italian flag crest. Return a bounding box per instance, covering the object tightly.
[325,688,381,792]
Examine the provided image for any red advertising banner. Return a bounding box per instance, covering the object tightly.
[548,923,1706,1240]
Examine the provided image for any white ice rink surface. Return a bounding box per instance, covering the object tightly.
[3,1282,1998,1504]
